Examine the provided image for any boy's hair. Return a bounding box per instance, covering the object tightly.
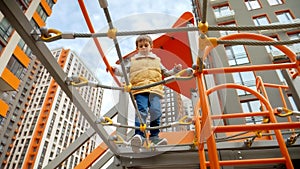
[135,35,153,47]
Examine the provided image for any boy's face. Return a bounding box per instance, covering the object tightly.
[137,40,152,55]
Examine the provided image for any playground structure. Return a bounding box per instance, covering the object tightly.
[1,0,300,169]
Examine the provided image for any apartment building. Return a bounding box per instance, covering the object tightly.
[161,87,186,132]
[0,0,57,168]
[5,48,103,169]
[192,0,300,125]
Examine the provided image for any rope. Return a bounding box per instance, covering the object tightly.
[40,22,300,42]
[216,130,300,143]
[209,22,300,31]
[201,0,208,24]
[98,115,193,130]
[71,23,300,38]
[99,3,150,143]
[67,68,194,90]
[73,27,197,38]
[217,38,300,46]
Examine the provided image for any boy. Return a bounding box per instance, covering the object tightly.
[113,35,182,151]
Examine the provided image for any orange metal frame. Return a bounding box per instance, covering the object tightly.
[192,33,299,169]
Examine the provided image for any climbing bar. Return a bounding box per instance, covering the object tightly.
[96,115,193,130]
[39,22,300,42]
[217,38,300,46]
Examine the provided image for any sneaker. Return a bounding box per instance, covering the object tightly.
[130,135,144,153]
[150,137,168,146]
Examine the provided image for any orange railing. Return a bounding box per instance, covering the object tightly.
[192,33,300,169]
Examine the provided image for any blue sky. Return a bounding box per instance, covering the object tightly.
[45,0,193,114]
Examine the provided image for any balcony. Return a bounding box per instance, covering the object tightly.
[260,18,300,35]
[210,0,228,6]
[0,68,20,92]
[269,46,300,63]
[269,50,289,63]
[215,10,235,23]
[0,98,9,117]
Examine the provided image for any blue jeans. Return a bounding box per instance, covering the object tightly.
[134,93,162,138]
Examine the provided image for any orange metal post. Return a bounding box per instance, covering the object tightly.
[78,0,121,86]
[194,99,207,169]
[74,142,108,169]
[195,73,220,169]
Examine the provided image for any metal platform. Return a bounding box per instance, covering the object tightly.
[115,141,300,169]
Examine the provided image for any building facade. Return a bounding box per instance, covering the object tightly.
[5,48,104,169]
[0,0,57,168]
[161,87,186,132]
[192,0,300,126]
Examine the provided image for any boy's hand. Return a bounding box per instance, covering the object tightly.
[174,64,182,72]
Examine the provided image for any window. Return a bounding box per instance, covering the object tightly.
[6,55,26,78]
[219,22,238,37]
[18,39,32,57]
[276,11,293,23]
[232,71,256,96]
[288,33,300,54]
[276,69,286,85]
[16,0,31,11]
[288,96,299,111]
[0,18,13,43]
[265,37,284,55]
[46,0,54,8]
[245,0,261,10]
[241,100,263,124]
[253,15,269,26]
[267,0,283,6]
[29,19,39,30]
[213,4,233,18]
[0,42,4,53]
[36,5,48,22]
[225,45,249,66]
